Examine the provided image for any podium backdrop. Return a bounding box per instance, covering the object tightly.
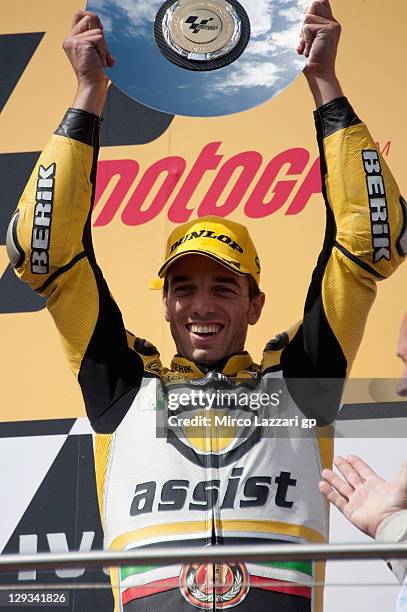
[0,2,406,611]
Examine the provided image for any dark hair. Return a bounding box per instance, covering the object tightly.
[163,274,261,299]
[248,276,261,300]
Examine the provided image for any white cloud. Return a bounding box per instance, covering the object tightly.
[241,0,274,38]
[119,0,163,35]
[276,0,308,6]
[209,59,282,94]
[271,20,304,49]
[278,6,304,22]
[244,38,273,56]
[204,0,308,96]
[89,0,163,37]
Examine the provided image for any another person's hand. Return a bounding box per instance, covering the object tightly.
[63,11,114,115]
[319,455,407,538]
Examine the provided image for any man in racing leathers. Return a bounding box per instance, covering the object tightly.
[6,1,407,610]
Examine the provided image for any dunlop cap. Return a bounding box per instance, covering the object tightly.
[155,216,261,288]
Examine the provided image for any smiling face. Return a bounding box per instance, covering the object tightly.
[396,313,407,397]
[163,255,265,365]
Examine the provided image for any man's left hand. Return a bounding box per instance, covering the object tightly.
[298,0,341,79]
[298,0,343,107]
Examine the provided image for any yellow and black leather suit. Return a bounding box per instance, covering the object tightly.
[7,97,407,612]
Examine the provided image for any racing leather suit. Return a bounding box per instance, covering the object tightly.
[7,97,407,612]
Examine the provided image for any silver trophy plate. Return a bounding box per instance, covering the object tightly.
[86,0,308,117]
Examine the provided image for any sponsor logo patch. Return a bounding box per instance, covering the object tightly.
[180,561,249,609]
[362,150,390,263]
[170,230,244,255]
[129,469,297,516]
[185,15,218,34]
[30,163,56,274]
[173,362,194,374]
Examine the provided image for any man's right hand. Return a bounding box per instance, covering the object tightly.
[63,11,115,116]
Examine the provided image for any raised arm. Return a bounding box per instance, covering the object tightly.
[6,12,144,432]
[63,10,113,115]
[278,0,407,421]
[297,0,343,107]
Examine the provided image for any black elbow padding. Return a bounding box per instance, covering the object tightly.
[285,377,344,427]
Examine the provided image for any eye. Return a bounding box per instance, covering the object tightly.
[214,285,238,297]
[173,284,195,296]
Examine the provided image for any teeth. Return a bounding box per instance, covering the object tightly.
[190,324,220,334]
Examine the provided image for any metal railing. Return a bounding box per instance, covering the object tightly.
[0,542,406,572]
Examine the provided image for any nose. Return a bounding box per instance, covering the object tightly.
[396,367,407,397]
[190,287,216,318]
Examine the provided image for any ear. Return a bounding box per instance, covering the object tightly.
[163,293,170,323]
[248,292,265,325]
